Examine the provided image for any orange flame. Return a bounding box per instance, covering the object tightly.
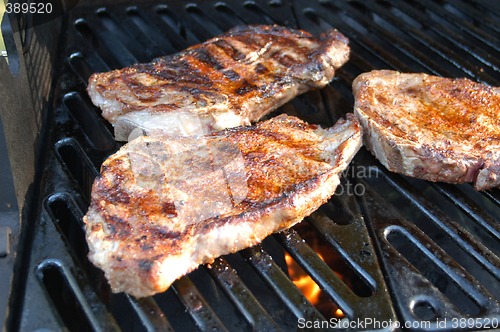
[285,251,345,318]
[284,252,322,305]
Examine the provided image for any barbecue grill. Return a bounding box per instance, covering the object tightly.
[1,0,499,331]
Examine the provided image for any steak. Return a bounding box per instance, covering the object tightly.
[83,114,362,297]
[353,70,500,190]
[87,25,350,141]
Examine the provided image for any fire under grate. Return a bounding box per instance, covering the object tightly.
[7,0,500,331]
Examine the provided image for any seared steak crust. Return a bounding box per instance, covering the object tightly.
[353,70,500,190]
[84,114,362,297]
[87,25,350,141]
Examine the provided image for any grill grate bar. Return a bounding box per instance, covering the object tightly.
[126,296,175,332]
[377,168,500,280]
[307,213,377,291]
[300,5,414,72]
[470,0,500,16]
[54,138,99,202]
[275,229,356,319]
[95,9,152,64]
[341,27,411,73]
[241,246,325,322]
[336,1,483,80]
[393,1,500,70]
[100,7,167,61]
[359,182,500,323]
[384,225,487,314]
[239,2,285,26]
[483,190,500,207]
[429,183,500,243]
[210,2,251,27]
[184,4,227,39]
[172,277,229,331]
[36,259,122,332]
[68,52,109,85]
[62,92,116,152]
[363,1,499,83]
[418,0,500,48]
[305,209,400,321]
[360,186,469,321]
[332,1,454,76]
[124,7,178,56]
[152,5,197,50]
[206,257,281,331]
[45,193,180,332]
[443,0,500,33]
[74,18,136,69]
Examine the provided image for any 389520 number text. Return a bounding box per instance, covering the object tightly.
[5,2,53,14]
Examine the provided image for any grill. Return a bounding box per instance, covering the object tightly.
[1,0,499,331]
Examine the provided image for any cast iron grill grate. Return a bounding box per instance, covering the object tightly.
[12,0,500,331]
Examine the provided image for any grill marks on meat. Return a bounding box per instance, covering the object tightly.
[353,70,500,190]
[83,114,362,297]
[87,25,350,141]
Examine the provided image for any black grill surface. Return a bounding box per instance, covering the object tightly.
[6,0,500,331]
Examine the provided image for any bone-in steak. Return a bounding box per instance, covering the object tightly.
[83,114,362,297]
[87,25,350,141]
[353,70,500,190]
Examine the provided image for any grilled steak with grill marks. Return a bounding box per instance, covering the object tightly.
[87,25,350,141]
[83,114,362,297]
[353,70,500,190]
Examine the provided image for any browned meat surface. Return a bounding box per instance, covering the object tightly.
[353,70,500,190]
[84,114,362,297]
[87,25,350,141]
